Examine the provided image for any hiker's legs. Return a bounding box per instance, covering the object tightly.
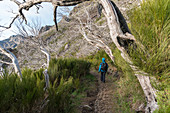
[101,72,105,83]
[103,72,106,83]
[101,72,103,82]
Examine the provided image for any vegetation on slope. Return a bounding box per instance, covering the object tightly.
[0,58,91,113]
[0,68,45,113]
[128,0,170,112]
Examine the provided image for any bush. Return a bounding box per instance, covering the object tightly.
[0,68,44,113]
[45,77,74,113]
[48,58,91,84]
[0,58,91,113]
[42,58,90,112]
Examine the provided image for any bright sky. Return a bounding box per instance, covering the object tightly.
[0,0,73,41]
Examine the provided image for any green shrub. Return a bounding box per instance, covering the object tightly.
[45,77,74,113]
[0,58,91,113]
[44,58,91,112]
[48,58,91,84]
[0,68,44,113]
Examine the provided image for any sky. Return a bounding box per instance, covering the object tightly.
[0,0,73,41]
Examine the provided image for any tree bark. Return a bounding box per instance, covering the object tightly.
[40,47,50,90]
[40,47,51,68]
[43,69,50,90]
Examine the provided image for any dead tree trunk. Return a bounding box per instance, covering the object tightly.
[0,46,22,79]
[100,0,158,112]
[40,47,51,68]
[0,63,5,77]
[40,47,50,89]
[43,69,50,90]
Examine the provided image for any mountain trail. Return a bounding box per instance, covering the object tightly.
[82,71,116,113]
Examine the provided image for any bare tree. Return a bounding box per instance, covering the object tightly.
[10,6,73,89]
[0,0,89,31]
[0,0,159,112]
[13,19,52,68]
[77,7,115,62]
[0,45,22,79]
[13,19,54,89]
[14,18,42,37]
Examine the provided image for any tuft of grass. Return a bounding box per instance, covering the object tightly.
[0,68,45,113]
[129,0,169,81]
[128,0,170,112]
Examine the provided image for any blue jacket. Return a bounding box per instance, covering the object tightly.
[98,58,108,72]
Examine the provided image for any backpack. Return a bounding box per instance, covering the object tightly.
[101,63,107,71]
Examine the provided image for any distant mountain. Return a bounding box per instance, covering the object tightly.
[0,35,23,49]
[0,39,9,46]
[0,25,52,49]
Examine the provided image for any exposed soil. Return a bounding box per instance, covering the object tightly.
[81,71,116,113]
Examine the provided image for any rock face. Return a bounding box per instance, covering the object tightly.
[8,0,141,70]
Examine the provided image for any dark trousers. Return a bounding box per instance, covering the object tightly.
[101,72,106,83]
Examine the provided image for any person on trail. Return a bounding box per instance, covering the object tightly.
[98,58,108,83]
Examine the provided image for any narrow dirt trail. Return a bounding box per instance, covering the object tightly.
[90,71,116,113]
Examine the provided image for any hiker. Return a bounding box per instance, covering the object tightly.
[98,58,108,83]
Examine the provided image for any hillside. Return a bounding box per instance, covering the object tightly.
[14,0,141,70]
